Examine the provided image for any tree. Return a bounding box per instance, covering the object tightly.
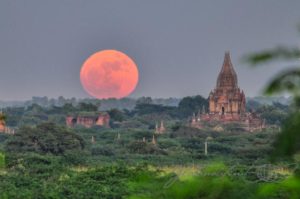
[78,102,99,112]
[246,99,262,111]
[246,34,300,160]
[108,108,126,122]
[136,97,153,105]
[5,122,85,155]
[26,103,44,113]
[0,152,4,169]
[61,103,77,113]
[255,104,288,125]
[0,112,6,121]
[177,95,208,118]
[134,103,176,116]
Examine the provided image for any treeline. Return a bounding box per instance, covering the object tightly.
[2,95,208,127]
[0,96,181,110]
[0,95,290,110]
[2,95,290,128]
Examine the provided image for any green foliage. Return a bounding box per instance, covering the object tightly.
[246,99,263,111]
[61,103,77,113]
[5,122,85,155]
[259,107,287,125]
[63,150,88,166]
[127,141,167,155]
[0,164,131,199]
[108,108,126,122]
[91,146,115,156]
[178,95,208,118]
[133,95,208,119]
[78,102,99,112]
[171,126,209,138]
[128,163,258,199]
[57,166,131,199]
[26,103,44,113]
[0,134,9,144]
[246,31,300,160]
[0,152,4,169]
[264,68,300,96]
[0,113,6,121]
[5,153,64,177]
[3,107,24,126]
[257,176,300,199]
[223,123,247,132]
[0,126,293,199]
[134,103,176,116]
[271,112,300,160]
[136,96,153,105]
[245,47,300,65]
[246,45,300,99]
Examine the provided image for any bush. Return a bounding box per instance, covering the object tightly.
[0,134,9,143]
[91,147,115,156]
[5,122,85,155]
[0,152,5,169]
[5,153,64,177]
[127,141,167,155]
[55,166,131,199]
[63,150,88,166]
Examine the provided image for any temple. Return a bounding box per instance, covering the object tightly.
[66,112,110,128]
[155,120,166,134]
[0,112,15,134]
[0,114,5,133]
[191,52,264,132]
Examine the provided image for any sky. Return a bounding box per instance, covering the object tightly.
[0,0,300,100]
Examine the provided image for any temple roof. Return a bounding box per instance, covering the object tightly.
[216,52,238,89]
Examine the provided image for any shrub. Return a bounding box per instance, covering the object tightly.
[5,122,85,155]
[0,152,4,169]
[91,147,115,156]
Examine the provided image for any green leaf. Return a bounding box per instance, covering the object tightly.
[245,47,300,65]
[263,68,300,95]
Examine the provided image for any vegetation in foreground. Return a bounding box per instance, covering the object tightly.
[0,118,298,199]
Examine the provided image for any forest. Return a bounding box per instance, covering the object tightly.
[0,94,297,199]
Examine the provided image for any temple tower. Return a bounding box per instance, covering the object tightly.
[191,51,264,132]
[209,52,246,116]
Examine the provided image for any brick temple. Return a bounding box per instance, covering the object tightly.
[0,112,15,135]
[66,112,110,128]
[191,52,264,132]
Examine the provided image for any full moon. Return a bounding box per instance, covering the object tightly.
[80,50,139,99]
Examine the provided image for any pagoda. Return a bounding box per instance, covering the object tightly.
[191,52,264,132]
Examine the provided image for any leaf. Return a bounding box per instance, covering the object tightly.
[271,112,300,160]
[244,47,300,66]
[263,67,300,95]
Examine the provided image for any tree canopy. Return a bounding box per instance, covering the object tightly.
[5,123,85,155]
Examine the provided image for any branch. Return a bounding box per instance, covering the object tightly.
[244,47,300,66]
[264,67,300,95]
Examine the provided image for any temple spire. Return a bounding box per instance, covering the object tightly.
[221,51,234,74]
[216,51,238,88]
[223,51,232,67]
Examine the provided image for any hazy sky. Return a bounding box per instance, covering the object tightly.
[1,0,300,100]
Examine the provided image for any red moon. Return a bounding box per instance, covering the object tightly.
[80,50,139,99]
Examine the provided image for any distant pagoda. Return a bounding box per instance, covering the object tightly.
[191,52,264,132]
[209,51,246,118]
